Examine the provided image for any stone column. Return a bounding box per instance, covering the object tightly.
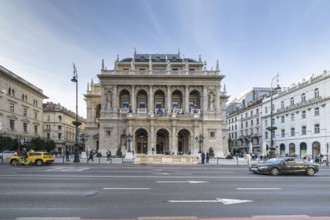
[203,86,208,112]
[171,120,177,153]
[149,86,154,113]
[131,85,135,113]
[128,120,134,151]
[113,86,118,112]
[216,85,220,113]
[150,120,155,154]
[167,85,171,113]
[185,86,189,112]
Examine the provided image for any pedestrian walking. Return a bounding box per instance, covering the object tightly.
[206,152,209,163]
[106,150,112,161]
[201,152,205,164]
[65,150,70,162]
[88,149,94,162]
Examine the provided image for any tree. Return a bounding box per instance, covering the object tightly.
[0,135,17,151]
[45,140,56,152]
[31,137,46,151]
[116,147,122,157]
[208,147,215,158]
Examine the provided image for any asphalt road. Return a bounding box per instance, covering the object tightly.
[1,163,330,220]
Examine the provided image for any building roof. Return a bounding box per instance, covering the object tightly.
[120,53,199,63]
[0,65,48,99]
[43,102,86,122]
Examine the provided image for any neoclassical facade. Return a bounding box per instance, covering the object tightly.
[262,70,330,158]
[0,65,48,142]
[84,52,229,157]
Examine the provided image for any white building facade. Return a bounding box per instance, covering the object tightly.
[227,96,264,156]
[0,65,48,143]
[262,71,330,158]
[84,52,229,157]
[43,102,86,154]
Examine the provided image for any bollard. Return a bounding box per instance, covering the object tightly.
[236,156,239,165]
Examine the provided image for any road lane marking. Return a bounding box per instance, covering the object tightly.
[103,188,150,190]
[169,198,253,205]
[237,188,282,190]
[157,180,208,184]
[45,167,90,172]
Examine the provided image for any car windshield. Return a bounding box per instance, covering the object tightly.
[265,158,285,164]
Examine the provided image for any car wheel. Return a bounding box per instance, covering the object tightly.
[306,168,315,176]
[36,160,43,166]
[11,159,18,166]
[270,167,280,176]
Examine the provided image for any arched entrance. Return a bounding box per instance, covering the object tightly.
[136,90,148,113]
[156,129,170,154]
[289,143,295,156]
[135,129,148,154]
[300,142,307,157]
[119,89,130,109]
[177,129,191,154]
[189,90,201,113]
[312,141,321,158]
[171,90,184,112]
[154,90,165,114]
[280,144,285,156]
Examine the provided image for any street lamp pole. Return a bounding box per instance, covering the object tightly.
[126,134,132,152]
[195,134,204,153]
[269,74,281,158]
[71,63,81,163]
[80,132,90,152]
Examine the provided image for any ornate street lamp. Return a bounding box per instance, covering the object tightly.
[71,63,81,163]
[126,134,133,152]
[267,74,281,158]
[195,134,204,153]
[80,132,90,152]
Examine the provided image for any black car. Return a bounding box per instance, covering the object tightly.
[249,157,319,176]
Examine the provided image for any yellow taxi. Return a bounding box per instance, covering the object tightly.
[9,151,54,166]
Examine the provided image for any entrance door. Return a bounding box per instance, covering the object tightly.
[137,142,142,154]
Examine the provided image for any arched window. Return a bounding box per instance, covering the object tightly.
[301,93,306,102]
[290,97,294,106]
[314,88,319,98]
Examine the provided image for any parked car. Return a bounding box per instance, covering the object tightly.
[9,152,54,166]
[249,157,319,176]
[0,150,17,159]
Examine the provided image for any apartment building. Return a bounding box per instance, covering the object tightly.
[0,65,48,144]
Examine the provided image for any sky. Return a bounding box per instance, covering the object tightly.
[1,0,330,118]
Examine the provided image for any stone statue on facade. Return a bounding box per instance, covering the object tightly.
[105,90,112,109]
[209,92,215,110]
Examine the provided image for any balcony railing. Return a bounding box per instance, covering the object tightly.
[276,96,323,113]
[102,70,220,76]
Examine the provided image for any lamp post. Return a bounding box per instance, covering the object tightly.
[80,132,90,152]
[268,74,281,158]
[71,63,81,163]
[195,134,204,153]
[126,134,132,152]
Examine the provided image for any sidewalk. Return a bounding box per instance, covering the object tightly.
[52,156,251,166]
[0,156,254,166]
